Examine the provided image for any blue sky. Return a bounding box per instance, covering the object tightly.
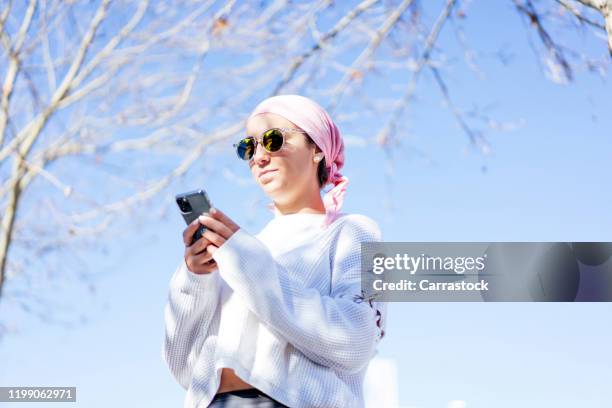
[1,1,611,407]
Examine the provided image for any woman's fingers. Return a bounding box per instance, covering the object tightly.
[182,219,202,246]
[187,235,211,256]
[205,244,220,256]
[209,208,240,233]
[198,214,233,240]
[185,242,218,273]
[188,253,217,274]
[193,247,215,264]
[201,228,225,248]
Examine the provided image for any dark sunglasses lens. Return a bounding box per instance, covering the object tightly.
[236,138,255,160]
[262,129,284,152]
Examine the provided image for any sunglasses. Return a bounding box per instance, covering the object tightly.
[233,128,308,160]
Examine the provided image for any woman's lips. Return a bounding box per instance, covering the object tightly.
[259,169,278,183]
[258,169,278,179]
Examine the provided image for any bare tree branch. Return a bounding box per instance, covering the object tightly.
[0,0,36,148]
[272,0,377,95]
[514,0,575,83]
[1,0,112,301]
[562,0,612,55]
[328,0,415,113]
[556,0,607,29]
[0,0,112,163]
[378,0,457,148]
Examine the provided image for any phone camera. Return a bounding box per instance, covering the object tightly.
[177,197,192,213]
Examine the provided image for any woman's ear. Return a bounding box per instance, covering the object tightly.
[314,153,324,162]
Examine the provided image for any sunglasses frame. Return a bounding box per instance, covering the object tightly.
[233,127,308,160]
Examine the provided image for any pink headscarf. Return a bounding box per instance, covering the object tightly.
[247,94,348,228]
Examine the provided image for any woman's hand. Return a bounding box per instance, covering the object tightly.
[182,207,240,275]
[197,207,241,256]
[183,218,218,275]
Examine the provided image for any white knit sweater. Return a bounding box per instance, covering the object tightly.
[162,212,387,408]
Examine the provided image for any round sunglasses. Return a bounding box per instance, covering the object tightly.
[233,128,308,160]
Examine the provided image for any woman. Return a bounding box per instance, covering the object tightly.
[163,94,387,408]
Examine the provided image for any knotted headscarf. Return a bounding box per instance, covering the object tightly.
[247,94,348,228]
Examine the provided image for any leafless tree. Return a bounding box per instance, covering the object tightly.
[0,0,610,336]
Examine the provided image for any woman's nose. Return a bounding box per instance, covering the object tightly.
[252,141,270,163]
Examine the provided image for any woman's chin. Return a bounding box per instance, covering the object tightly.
[260,178,281,193]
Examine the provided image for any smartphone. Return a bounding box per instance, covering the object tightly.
[175,189,212,245]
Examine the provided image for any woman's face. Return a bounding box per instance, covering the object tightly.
[245,113,320,202]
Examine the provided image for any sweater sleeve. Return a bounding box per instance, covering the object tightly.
[211,215,385,375]
[162,259,221,389]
